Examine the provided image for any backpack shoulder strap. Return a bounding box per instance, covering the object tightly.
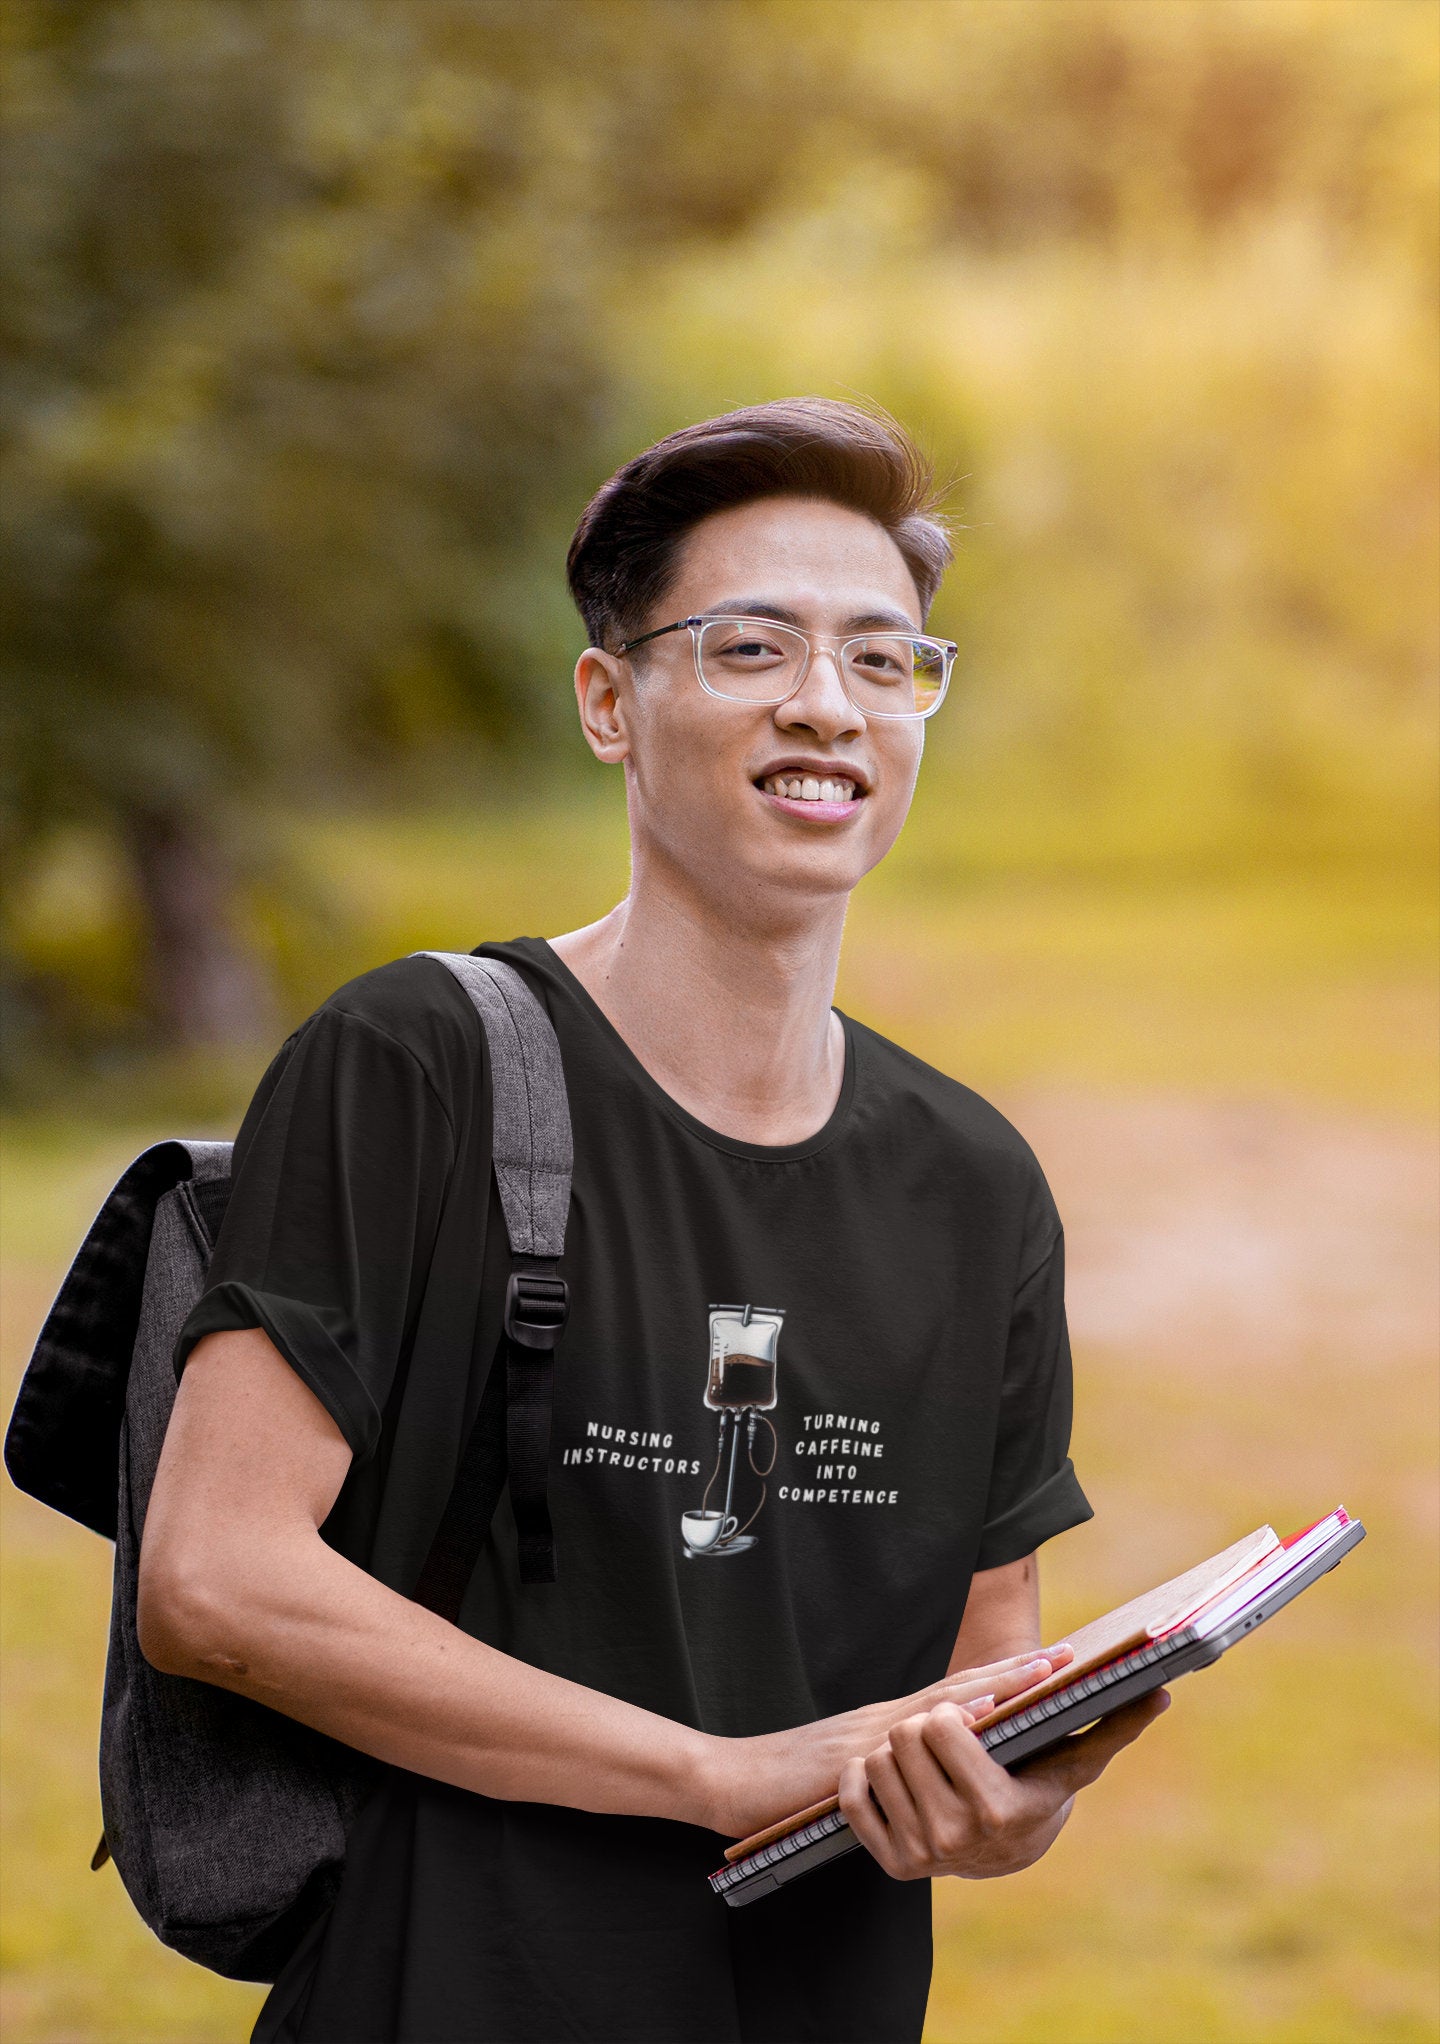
[416,953,572,1258]
[409,951,573,1607]
[174,1139,235,1248]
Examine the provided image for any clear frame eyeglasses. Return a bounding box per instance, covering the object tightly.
[617,614,957,720]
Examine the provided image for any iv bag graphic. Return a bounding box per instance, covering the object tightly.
[704,1305,784,1412]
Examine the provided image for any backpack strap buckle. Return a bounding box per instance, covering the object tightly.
[504,1269,569,1351]
[502,1261,566,1585]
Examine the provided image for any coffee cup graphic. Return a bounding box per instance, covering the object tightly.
[682,1509,739,1551]
[685,1304,783,1558]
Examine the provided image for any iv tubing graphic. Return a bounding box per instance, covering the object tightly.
[699,1407,778,1542]
[688,1301,782,1554]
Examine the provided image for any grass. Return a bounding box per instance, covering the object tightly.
[1,799,1436,2043]
[924,1337,1438,2044]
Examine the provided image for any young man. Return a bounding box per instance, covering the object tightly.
[141,399,1165,2043]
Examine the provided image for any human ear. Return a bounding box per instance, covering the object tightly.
[573,648,630,765]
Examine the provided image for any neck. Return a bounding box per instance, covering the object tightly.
[549,856,850,1146]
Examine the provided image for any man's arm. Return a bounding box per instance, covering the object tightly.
[947,1553,1044,1672]
[139,1329,1062,1843]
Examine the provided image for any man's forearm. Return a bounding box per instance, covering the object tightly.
[141,1328,723,1830]
[140,1526,719,1828]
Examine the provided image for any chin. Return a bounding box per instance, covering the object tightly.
[756,839,875,906]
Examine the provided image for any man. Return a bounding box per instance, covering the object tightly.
[140,399,1165,2043]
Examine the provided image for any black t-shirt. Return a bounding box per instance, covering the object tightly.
[176,939,1091,2044]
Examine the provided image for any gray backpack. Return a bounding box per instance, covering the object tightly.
[3,953,573,1981]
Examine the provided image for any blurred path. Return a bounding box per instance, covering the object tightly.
[1004,1093,1439,1370]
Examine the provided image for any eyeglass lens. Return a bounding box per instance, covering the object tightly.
[697,619,946,717]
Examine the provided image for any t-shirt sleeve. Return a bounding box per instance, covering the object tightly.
[974,1217,1093,1571]
[174,1003,457,1461]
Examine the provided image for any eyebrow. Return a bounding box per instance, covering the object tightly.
[701,599,922,633]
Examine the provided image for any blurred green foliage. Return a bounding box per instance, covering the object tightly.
[2,0,1436,1077]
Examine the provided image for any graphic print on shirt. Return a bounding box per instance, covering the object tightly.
[682,1303,783,1559]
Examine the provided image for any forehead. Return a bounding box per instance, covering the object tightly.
[664,496,923,626]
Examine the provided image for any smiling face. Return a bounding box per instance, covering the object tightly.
[574,495,930,929]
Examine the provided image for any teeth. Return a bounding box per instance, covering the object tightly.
[762,775,858,803]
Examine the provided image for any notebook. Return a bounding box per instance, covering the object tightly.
[709,1507,1364,1907]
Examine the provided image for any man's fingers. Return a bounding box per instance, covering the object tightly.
[937,1668,1035,1710]
[861,1707,991,1875]
[902,1648,1070,1720]
[1017,1689,1171,1795]
[863,1726,927,1851]
[888,1706,988,1861]
[961,1649,1059,1676]
[986,1658,1067,1703]
[1055,1688,1171,1778]
[842,1688,1162,1883]
[919,1691,1135,1831]
[838,1744,932,1879]
[944,1645,1073,1688]
[937,1653,1065,1710]
[837,1756,900,1876]
[917,1700,1028,1827]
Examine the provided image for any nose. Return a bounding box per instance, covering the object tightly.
[773,645,866,745]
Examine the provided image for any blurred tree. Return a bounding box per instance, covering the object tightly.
[0,0,828,1051]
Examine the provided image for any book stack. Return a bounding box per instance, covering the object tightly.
[710,1508,1363,1906]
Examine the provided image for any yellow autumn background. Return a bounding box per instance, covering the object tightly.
[2,3,1436,2040]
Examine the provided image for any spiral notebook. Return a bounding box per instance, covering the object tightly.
[709,1507,1364,1907]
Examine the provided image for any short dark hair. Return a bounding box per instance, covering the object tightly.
[566,398,953,652]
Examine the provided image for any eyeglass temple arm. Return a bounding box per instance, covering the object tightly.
[615,618,701,655]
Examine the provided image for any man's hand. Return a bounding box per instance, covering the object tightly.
[837,1688,1170,1881]
[706,1647,1076,1840]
